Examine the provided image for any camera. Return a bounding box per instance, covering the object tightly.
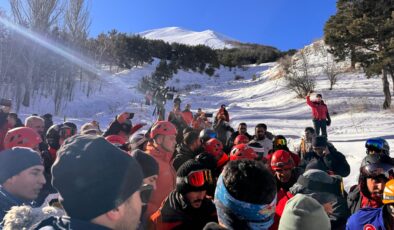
[128,113,135,119]
[0,98,12,107]
[166,93,174,100]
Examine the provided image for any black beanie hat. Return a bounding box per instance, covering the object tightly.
[312,136,327,148]
[131,149,159,178]
[0,147,42,184]
[176,159,211,194]
[52,135,143,220]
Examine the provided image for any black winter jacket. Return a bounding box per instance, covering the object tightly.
[172,143,198,171]
[299,146,350,177]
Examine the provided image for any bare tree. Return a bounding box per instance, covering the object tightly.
[314,41,341,90]
[64,0,90,45]
[64,0,93,96]
[283,50,316,98]
[9,0,64,107]
[323,60,341,90]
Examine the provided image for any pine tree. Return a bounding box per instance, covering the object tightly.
[324,0,394,109]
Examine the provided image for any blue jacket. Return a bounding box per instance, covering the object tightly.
[346,207,387,230]
[0,186,33,221]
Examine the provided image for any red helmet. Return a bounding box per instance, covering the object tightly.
[4,127,42,150]
[234,134,249,145]
[270,150,295,171]
[105,135,126,146]
[150,121,177,139]
[204,138,223,158]
[230,144,258,161]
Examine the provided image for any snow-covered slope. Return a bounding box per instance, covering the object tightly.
[139,27,237,49]
[14,39,394,192]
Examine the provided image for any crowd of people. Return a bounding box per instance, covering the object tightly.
[0,94,393,230]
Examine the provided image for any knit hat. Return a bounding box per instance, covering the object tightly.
[289,169,343,203]
[52,135,143,220]
[176,159,211,194]
[131,149,159,178]
[312,136,327,148]
[80,123,100,135]
[0,147,42,184]
[278,194,330,230]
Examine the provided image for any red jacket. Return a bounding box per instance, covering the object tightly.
[146,143,176,218]
[270,190,294,230]
[0,123,11,151]
[215,108,229,122]
[181,110,193,126]
[306,96,328,120]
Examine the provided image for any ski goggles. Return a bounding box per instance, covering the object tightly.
[207,132,217,139]
[360,163,394,179]
[366,139,386,152]
[140,184,154,204]
[274,139,287,146]
[176,170,214,187]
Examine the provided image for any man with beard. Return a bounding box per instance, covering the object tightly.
[249,123,274,157]
[35,135,144,230]
[172,131,201,171]
[226,123,252,151]
[347,154,394,214]
[269,150,303,230]
[145,121,178,218]
[149,159,217,230]
[346,179,394,229]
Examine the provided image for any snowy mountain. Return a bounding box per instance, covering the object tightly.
[139,27,237,49]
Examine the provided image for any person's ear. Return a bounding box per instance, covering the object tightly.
[155,135,164,145]
[105,205,124,221]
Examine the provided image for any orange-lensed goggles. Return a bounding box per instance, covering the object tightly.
[274,139,287,146]
[178,170,214,187]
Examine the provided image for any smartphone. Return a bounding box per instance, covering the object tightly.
[128,113,135,119]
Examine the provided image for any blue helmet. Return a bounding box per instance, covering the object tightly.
[365,138,390,156]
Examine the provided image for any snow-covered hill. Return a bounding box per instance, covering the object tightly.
[14,39,394,191]
[139,27,237,49]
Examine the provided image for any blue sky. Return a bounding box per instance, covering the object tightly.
[0,1,337,51]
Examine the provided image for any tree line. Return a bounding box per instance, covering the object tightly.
[0,0,284,114]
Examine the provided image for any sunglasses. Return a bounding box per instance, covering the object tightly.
[140,184,154,204]
[177,170,214,187]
